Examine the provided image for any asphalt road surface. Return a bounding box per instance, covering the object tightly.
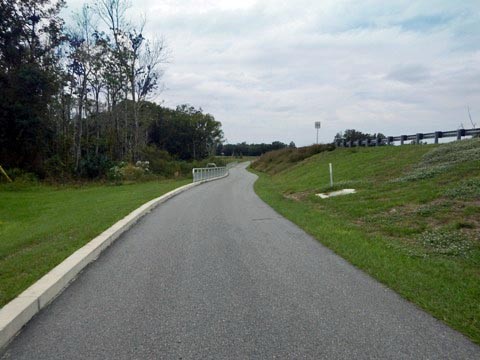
[2,163,479,359]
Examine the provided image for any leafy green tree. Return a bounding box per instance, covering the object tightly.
[146,104,223,160]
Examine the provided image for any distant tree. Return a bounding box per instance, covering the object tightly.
[334,129,386,143]
[343,129,369,142]
[216,141,288,156]
[289,141,296,148]
[147,104,223,160]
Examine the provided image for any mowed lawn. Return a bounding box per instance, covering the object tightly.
[252,140,480,344]
[0,179,189,307]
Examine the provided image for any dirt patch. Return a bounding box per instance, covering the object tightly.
[283,191,312,202]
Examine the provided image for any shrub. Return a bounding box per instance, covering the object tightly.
[43,155,72,180]
[0,168,38,190]
[107,163,125,184]
[140,146,179,177]
[106,162,148,183]
[121,164,145,181]
[135,160,150,173]
[78,154,114,179]
[6,168,38,183]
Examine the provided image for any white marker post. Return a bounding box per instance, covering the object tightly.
[329,163,333,187]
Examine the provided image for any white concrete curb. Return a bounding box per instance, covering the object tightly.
[0,172,229,349]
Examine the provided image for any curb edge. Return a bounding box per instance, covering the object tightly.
[0,172,229,349]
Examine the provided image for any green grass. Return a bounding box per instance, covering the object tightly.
[251,140,480,344]
[0,179,189,307]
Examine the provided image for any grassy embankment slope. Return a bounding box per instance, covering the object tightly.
[0,179,189,307]
[251,140,480,343]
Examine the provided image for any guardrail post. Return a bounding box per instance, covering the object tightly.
[457,129,465,140]
[434,131,442,144]
[400,135,406,145]
[416,133,423,144]
[387,136,393,145]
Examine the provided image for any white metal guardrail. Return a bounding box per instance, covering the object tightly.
[192,166,228,182]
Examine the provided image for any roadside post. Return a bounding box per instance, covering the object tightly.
[329,163,333,187]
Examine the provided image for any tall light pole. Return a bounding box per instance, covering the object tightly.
[315,121,321,144]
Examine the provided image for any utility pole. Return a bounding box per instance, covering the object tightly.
[315,121,321,144]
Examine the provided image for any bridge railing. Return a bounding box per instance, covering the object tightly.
[192,167,228,183]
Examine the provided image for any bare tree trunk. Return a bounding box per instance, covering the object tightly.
[75,79,87,172]
[95,89,100,156]
[131,76,138,161]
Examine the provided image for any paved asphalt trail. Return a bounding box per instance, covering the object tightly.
[2,163,479,359]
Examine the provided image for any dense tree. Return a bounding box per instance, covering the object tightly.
[0,0,65,172]
[148,104,223,160]
[0,0,224,179]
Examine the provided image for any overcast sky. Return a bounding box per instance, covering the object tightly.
[64,0,480,145]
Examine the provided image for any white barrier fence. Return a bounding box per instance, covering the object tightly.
[192,167,228,182]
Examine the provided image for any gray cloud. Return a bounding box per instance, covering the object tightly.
[386,64,431,84]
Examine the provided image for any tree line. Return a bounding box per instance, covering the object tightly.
[0,0,222,179]
[334,129,386,143]
[216,141,295,157]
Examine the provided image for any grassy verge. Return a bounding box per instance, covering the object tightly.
[0,179,189,307]
[251,140,480,343]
